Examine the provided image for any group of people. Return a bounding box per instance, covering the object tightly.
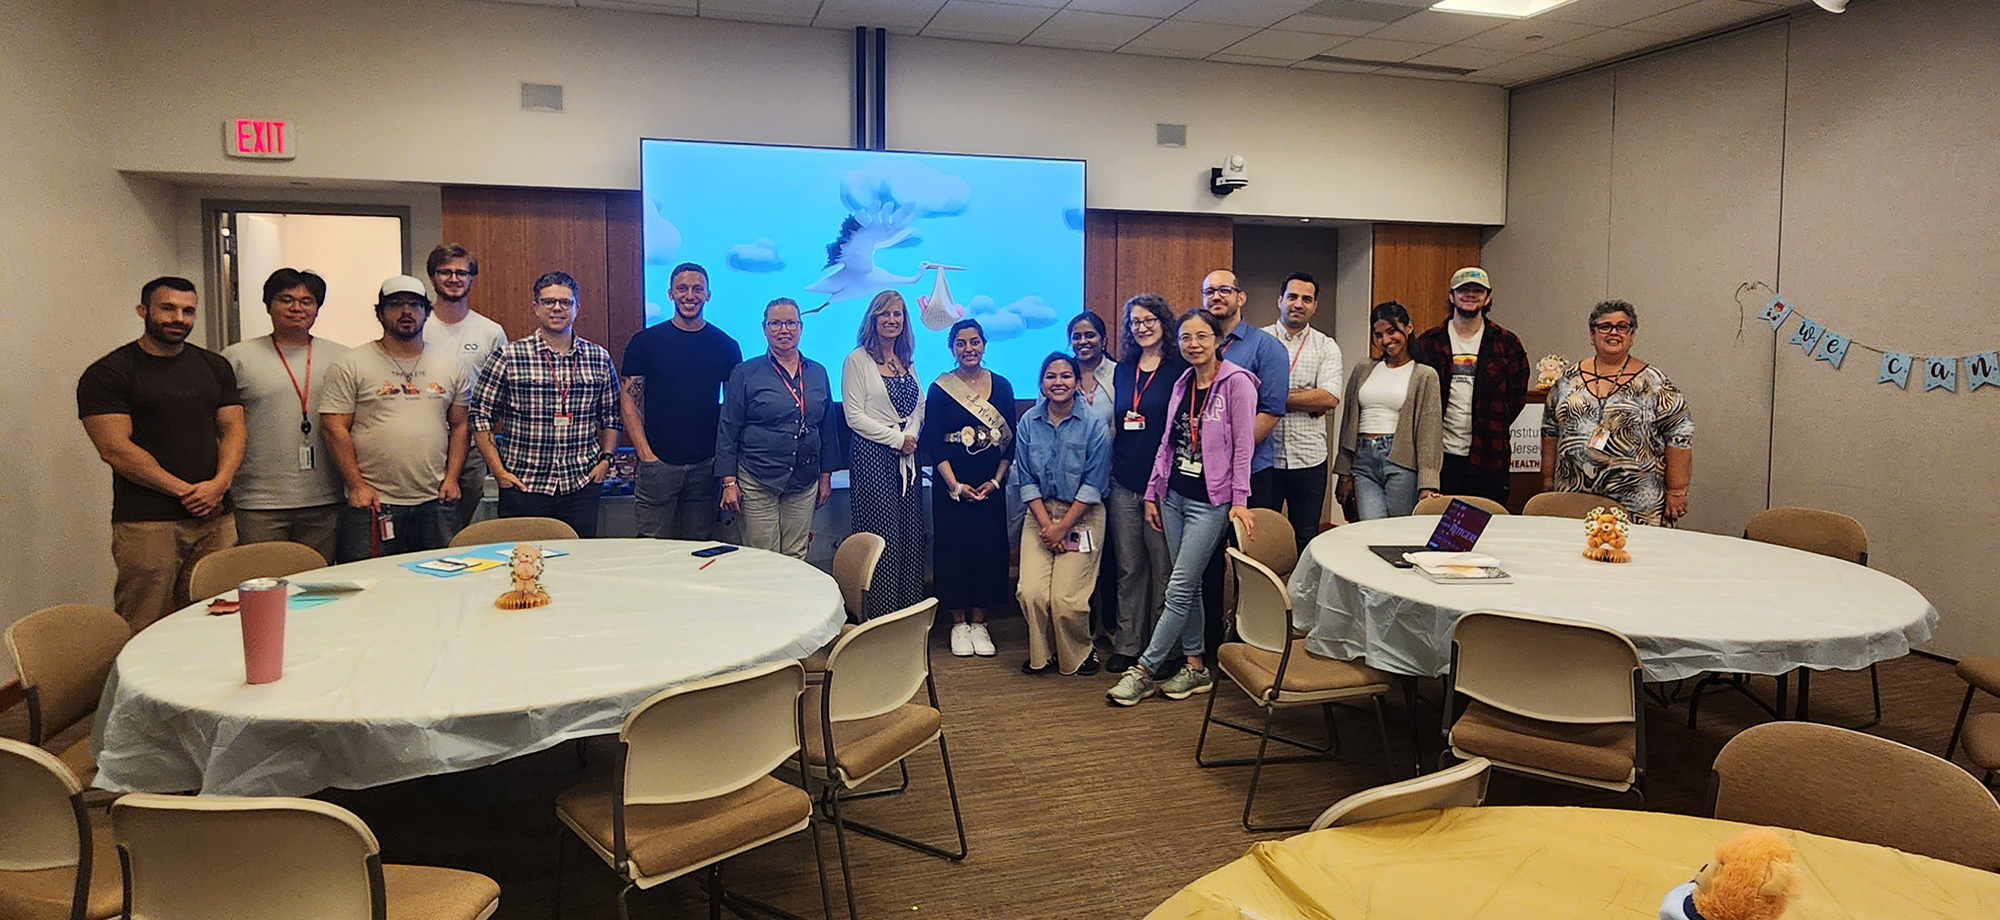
[79,253,1695,698]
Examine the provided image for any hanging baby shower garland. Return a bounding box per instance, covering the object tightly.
[1736,281,1996,393]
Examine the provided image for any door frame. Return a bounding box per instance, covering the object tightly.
[200,199,414,350]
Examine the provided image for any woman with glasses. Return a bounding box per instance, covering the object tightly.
[1067,312,1118,427]
[715,298,833,559]
[1334,302,1443,520]
[1103,294,1185,675]
[842,291,928,619]
[920,318,1017,657]
[1541,300,1693,525]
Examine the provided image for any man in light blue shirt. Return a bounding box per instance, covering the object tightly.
[1197,268,1289,655]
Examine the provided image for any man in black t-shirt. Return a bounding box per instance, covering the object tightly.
[77,277,247,629]
[619,262,741,540]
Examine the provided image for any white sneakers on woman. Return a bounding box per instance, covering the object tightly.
[950,622,997,658]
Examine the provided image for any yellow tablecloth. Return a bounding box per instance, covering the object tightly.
[1146,806,1999,920]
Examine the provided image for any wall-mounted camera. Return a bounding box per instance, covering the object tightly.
[1210,155,1249,195]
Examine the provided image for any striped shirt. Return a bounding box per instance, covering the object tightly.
[1262,323,1345,469]
[469,333,622,496]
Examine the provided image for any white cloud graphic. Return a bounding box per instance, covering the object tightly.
[839,160,970,218]
[965,294,1058,341]
[726,238,785,273]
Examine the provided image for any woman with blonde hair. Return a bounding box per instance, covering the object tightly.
[842,291,928,619]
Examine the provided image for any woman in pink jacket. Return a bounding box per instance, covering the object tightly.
[1106,308,1257,707]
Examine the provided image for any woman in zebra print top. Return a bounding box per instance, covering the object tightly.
[1540,300,1694,526]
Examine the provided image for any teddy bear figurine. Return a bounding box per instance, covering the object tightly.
[1583,506,1632,563]
[1659,828,1797,920]
[495,542,552,609]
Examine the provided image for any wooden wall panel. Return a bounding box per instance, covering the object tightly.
[1084,210,1120,357]
[602,191,644,363]
[1109,211,1233,330]
[439,186,614,348]
[1371,223,1483,337]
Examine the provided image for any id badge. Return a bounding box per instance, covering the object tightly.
[378,514,396,541]
[1177,458,1203,476]
[297,444,315,470]
[1122,411,1146,431]
[1587,427,1611,451]
[553,413,573,428]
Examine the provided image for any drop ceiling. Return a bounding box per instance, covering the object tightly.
[488,0,1812,86]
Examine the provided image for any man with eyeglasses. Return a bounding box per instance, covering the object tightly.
[320,276,471,561]
[1411,267,1528,508]
[619,262,742,540]
[423,244,508,529]
[1259,271,1344,554]
[1197,268,1290,654]
[469,271,622,538]
[714,299,835,558]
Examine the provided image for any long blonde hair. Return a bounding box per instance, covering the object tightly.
[857,290,914,368]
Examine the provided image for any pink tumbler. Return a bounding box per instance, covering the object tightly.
[238,578,288,684]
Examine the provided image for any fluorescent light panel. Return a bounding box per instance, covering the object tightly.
[1429,0,1581,18]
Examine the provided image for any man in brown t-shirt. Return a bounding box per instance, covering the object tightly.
[77,276,246,629]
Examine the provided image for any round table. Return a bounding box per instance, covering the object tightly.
[1145,806,2000,919]
[1289,516,1937,682]
[92,539,845,797]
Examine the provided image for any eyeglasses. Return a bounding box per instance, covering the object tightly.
[434,269,473,279]
[381,300,427,313]
[536,297,577,309]
[1179,332,1216,345]
[1591,322,1635,334]
[271,295,319,309]
[1129,317,1161,330]
[1200,286,1240,298]
[764,319,801,330]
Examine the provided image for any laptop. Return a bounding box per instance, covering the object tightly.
[1369,499,1494,568]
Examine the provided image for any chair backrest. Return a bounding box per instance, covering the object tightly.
[5,604,130,744]
[1413,494,1509,517]
[830,532,887,618]
[1712,721,2000,871]
[189,540,328,600]
[1521,491,1625,519]
[1232,508,1298,577]
[0,738,87,873]
[1226,548,1291,654]
[1450,610,1639,724]
[620,660,804,806]
[823,597,937,722]
[448,516,579,548]
[1309,756,1491,830]
[1743,507,1867,565]
[112,794,385,920]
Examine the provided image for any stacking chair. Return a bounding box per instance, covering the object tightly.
[0,739,120,920]
[1198,548,1395,832]
[1520,491,1624,519]
[1308,756,1492,831]
[448,515,578,548]
[1231,507,1298,578]
[4,605,130,785]
[553,660,830,920]
[803,533,888,675]
[1713,721,2000,871]
[111,794,499,920]
[1945,655,2000,787]
[187,540,327,600]
[1442,611,1646,804]
[1413,494,1508,516]
[807,598,965,919]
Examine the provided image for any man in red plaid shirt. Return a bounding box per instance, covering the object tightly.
[1412,267,1528,507]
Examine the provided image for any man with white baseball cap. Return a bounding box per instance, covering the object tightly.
[1412,266,1528,507]
[318,275,471,560]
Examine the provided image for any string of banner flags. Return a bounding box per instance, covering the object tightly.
[1739,282,1997,393]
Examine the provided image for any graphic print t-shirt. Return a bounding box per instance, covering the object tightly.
[1169,384,1210,503]
[319,343,469,506]
[1442,323,1484,456]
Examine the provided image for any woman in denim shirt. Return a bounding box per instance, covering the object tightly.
[1014,352,1112,677]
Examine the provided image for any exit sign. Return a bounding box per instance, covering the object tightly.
[225,119,295,160]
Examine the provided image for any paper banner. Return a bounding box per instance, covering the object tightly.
[1967,352,2000,391]
[1788,317,1825,356]
[1925,356,1958,392]
[1878,352,1912,388]
[1814,332,1851,370]
[1757,295,1795,331]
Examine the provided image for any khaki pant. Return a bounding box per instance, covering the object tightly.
[738,469,816,559]
[111,514,237,631]
[1017,500,1105,674]
[234,504,340,566]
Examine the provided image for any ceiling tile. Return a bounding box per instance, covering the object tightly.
[696,0,821,25]
[815,0,949,32]
[1209,52,1304,65]
[1064,0,1194,15]
[1173,0,1319,28]
[1542,25,1668,58]
[1364,9,1504,44]
[1406,43,1520,70]
[1541,0,1696,28]
[1623,0,1783,35]
[1460,50,1590,84]
[1458,16,1599,52]
[1123,20,1260,55]
[1217,28,1345,60]
[922,0,1058,40]
[1272,13,1388,36]
[1291,58,1382,72]
[1022,9,1160,50]
[1322,35,1441,62]
[579,0,694,12]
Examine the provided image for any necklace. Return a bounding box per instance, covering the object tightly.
[382,344,421,382]
[1580,356,1638,399]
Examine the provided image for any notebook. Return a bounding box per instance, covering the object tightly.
[1368,499,1494,568]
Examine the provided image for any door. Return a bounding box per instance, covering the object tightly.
[205,202,412,349]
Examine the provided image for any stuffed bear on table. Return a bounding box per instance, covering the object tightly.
[1659,828,1797,920]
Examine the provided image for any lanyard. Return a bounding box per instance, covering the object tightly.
[771,356,807,434]
[1284,329,1309,379]
[1185,380,1208,456]
[542,344,573,413]
[272,337,313,435]
[1130,363,1158,415]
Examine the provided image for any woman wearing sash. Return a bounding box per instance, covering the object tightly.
[843,291,928,620]
[1104,293,1184,675]
[921,318,1017,657]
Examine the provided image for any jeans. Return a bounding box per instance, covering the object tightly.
[336,500,458,562]
[1352,435,1419,520]
[1441,453,1512,508]
[1106,485,1169,658]
[1268,461,1329,553]
[1138,489,1233,676]
[635,458,717,540]
[498,484,602,538]
[737,469,815,559]
[454,453,491,530]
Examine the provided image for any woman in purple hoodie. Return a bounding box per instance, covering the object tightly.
[1106,308,1257,707]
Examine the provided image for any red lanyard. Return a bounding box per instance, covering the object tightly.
[272,337,313,435]
[1284,329,1308,378]
[1185,381,1208,455]
[771,356,807,431]
[542,344,572,410]
[1131,363,1158,415]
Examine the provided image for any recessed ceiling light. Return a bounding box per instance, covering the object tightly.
[1429,0,1581,18]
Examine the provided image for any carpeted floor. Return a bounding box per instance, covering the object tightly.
[8,616,1994,920]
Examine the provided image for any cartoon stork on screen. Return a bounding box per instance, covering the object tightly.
[803,160,969,329]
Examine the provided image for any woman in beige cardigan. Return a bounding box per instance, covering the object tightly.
[1334,301,1443,519]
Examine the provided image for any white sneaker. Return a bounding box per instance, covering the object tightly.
[967,623,997,657]
[949,623,975,657]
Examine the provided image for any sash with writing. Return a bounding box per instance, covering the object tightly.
[934,371,1012,455]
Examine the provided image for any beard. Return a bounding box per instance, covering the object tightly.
[145,316,191,345]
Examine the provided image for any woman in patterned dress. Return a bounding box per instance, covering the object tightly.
[843,291,928,619]
[1540,300,1694,526]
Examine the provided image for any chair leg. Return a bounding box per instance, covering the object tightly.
[835,760,911,803]
[1199,693,1338,766]
[1372,695,1397,779]
[827,740,968,862]
[821,786,860,920]
[1947,685,1978,761]
[1403,677,1428,776]
[616,882,636,920]
[550,827,568,920]
[1240,703,1289,833]
[710,864,725,920]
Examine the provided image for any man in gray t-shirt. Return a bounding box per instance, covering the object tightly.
[422,243,509,528]
[321,275,470,561]
[223,268,349,562]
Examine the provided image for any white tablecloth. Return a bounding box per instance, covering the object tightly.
[94,539,845,796]
[1289,517,1938,682]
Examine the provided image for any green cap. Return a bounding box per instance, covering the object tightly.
[1450,267,1491,290]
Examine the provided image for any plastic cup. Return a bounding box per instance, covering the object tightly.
[238,578,288,684]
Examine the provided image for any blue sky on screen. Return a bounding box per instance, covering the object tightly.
[640,140,1085,392]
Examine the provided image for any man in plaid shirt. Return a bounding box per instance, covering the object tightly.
[469,271,622,537]
[1412,267,1528,507]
